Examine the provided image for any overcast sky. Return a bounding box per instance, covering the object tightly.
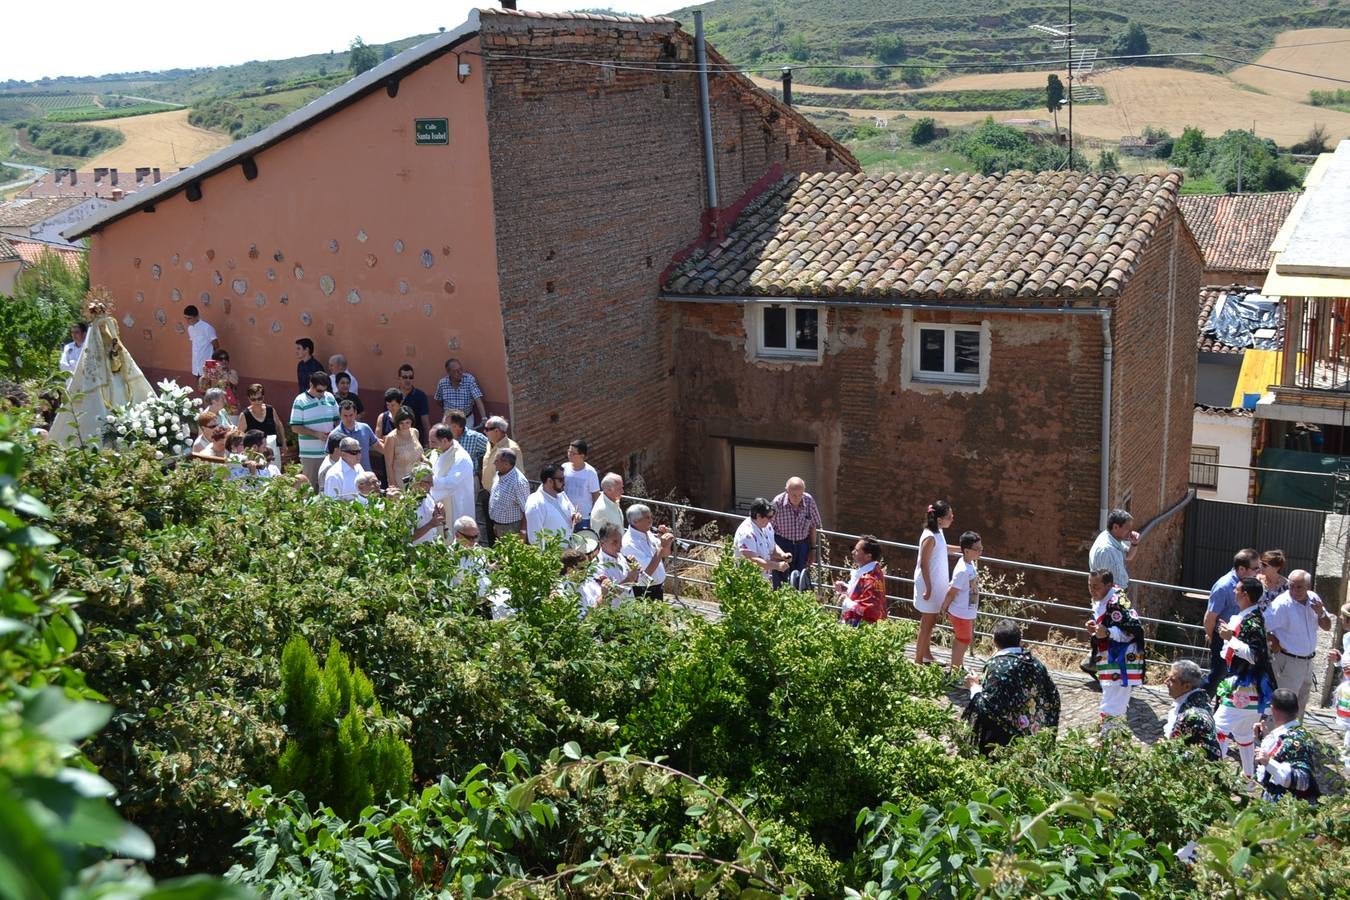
[2,0,688,81]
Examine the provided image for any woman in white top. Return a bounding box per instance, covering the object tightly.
[734,497,792,582]
[913,500,956,665]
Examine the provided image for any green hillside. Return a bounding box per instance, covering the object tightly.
[677,0,1350,86]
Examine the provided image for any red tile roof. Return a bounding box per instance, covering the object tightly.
[9,240,84,274]
[1178,192,1300,275]
[666,170,1184,300]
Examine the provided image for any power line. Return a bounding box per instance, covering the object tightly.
[473,48,1350,87]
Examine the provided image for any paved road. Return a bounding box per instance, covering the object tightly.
[0,160,47,194]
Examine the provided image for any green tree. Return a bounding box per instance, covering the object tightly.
[873,33,907,64]
[274,634,413,819]
[1113,22,1150,60]
[348,36,379,76]
[1210,130,1301,192]
[0,250,87,380]
[1046,73,1065,135]
[1095,149,1120,174]
[1170,125,1210,175]
[787,34,810,62]
[909,116,937,145]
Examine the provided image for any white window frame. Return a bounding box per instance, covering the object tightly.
[912,323,983,384]
[754,303,821,361]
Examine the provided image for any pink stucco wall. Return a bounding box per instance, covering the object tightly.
[85,39,507,416]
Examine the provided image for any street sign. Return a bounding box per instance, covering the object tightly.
[414,118,449,145]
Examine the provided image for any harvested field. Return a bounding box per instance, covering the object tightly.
[817,65,1350,145]
[81,108,230,171]
[1229,28,1350,104]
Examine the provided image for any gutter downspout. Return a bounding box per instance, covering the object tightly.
[693,11,719,235]
[1099,310,1113,532]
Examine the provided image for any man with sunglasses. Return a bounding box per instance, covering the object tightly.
[397,364,431,445]
[323,437,366,500]
[525,463,580,545]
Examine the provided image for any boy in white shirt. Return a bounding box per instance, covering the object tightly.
[941,531,983,671]
[563,440,601,529]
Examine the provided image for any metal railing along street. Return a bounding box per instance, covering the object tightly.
[622,494,1212,665]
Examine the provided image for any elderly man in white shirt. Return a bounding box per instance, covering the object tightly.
[596,522,639,606]
[524,463,579,545]
[428,423,476,531]
[322,437,365,500]
[1265,569,1332,714]
[590,472,626,534]
[621,502,675,601]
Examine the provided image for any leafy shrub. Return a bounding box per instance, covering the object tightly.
[274,634,413,819]
[909,116,936,145]
[0,251,87,380]
[0,416,244,899]
[873,34,907,64]
[24,121,123,158]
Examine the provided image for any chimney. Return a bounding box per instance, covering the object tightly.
[53,169,64,184]
[781,67,793,107]
[499,0,516,9]
[70,170,78,185]
[152,168,161,183]
[111,188,125,201]
[94,167,107,184]
[110,168,119,186]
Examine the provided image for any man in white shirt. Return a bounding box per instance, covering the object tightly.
[621,503,674,600]
[427,423,475,531]
[327,353,358,394]
[322,437,365,500]
[591,472,626,534]
[59,323,86,375]
[182,305,219,378]
[450,515,491,596]
[563,440,601,528]
[1265,569,1332,714]
[315,433,344,487]
[1084,508,1140,675]
[596,522,638,605]
[734,497,791,582]
[524,463,579,545]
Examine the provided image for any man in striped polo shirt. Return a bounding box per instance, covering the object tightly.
[290,371,339,489]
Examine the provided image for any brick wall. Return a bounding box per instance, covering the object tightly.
[479,15,850,486]
[1109,207,1204,613]
[672,301,1107,609]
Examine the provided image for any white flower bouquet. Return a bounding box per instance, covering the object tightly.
[102,379,201,459]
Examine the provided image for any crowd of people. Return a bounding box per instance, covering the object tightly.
[51,313,1349,788]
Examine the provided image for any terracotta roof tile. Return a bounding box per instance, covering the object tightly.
[1178,192,1299,274]
[479,7,679,25]
[0,196,86,227]
[1196,285,1283,354]
[9,239,84,273]
[666,170,1184,300]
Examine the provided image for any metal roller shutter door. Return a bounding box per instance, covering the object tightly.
[732,445,815,511]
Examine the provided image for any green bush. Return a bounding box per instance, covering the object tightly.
[274,634,413,819]
[0,250,87,380]
[24,121,123,158]
[0,416,245,899]
[910,116,937,145]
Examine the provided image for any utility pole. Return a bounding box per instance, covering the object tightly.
[1066,0,1074,170]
